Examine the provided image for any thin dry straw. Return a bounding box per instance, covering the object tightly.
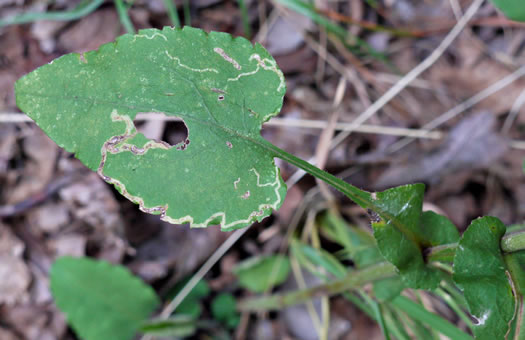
[285,0,486,188]
[0,113,443,139]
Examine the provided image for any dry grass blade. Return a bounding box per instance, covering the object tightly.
[314,77,346,202]
[389,65,525,153]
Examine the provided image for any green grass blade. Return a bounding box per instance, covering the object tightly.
[163,0,181,28]
[237,0,251,39]
[140,316,197,338]
[372,301,391,340]
[0,0,104,27]
[383,305,412,340]
[275,0,386,61]
[397,305,437,340]
[390,296,474,340]
[342,292,376,319]
[435,288,474,332]
[114,0,135,34]
[183,0,191,26]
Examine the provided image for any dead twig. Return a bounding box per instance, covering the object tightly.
[0,171,86,218]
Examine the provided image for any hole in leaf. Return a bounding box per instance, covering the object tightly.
[133,112,189,149]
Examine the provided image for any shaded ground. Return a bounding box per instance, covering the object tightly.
[0,0,524,339]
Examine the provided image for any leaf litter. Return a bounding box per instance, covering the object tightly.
[1,0,525,339]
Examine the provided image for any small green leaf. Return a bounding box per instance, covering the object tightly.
[489,0,525,22]
[15,26,286,230]
[372,184,440,289]
[50,256,160,340]
[211,293,240,329]
[140,316,197,338]
[233,254,290,293]
[453,217,516,340]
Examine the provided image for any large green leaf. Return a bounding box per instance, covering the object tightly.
[50,256,160,340]
[371,184,440,289]
[453,217,516,340]
[15,26,286,230]
[490,0,525,22]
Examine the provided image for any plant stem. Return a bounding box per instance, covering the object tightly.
[502,232,525,253]
[426,243,457,262]
[426,230,525,263]
[237,261,396,311]
[260,139,373,209]
[514,296,525,340]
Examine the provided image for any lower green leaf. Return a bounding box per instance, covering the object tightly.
[50,256,160,340]
[490,0,525,22]
[453,217,516,340]
[211,293,240,329]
